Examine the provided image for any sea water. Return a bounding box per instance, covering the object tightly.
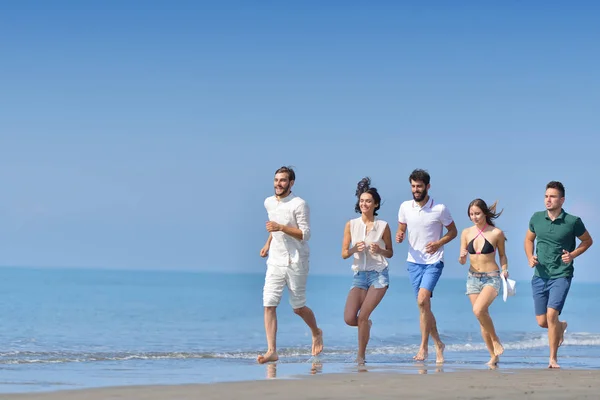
[1,267,600,393]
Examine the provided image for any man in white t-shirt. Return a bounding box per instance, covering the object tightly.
[396,169,457,364]
[257,166,323,364]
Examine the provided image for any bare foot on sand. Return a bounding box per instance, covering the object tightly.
[413,347,428,361]
[549,359,561,369]
[435,342,445,364]
[257,351,279,364]
[493,340,504,356]
[487,355,499,366]
[559,321,568,347]
[312,329,323,356]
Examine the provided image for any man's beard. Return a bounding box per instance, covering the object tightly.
[275,185,290,196]
[413,189,428,202]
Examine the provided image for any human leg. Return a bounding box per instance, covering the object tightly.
[288,261,323,356]
[546,277,572,368]
[354,269,389,363]
[471,284,503,364]
[258,264,286,363]
[418,262,445,363]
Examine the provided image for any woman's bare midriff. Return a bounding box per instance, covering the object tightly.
[468,254,500,273]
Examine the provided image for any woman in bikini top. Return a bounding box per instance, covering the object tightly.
[460,200,508,277]
[458,198,508,367]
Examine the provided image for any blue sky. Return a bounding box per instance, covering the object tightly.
[1,1,599,281]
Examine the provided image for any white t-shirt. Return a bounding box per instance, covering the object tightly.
[398,197,453,264]
[264,193,310,267]
[349,217,389,272]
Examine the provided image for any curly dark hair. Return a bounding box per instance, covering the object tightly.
[409,169,430,185]
[354,177,382,216]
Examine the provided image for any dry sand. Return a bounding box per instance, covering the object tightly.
[1,367,599,400]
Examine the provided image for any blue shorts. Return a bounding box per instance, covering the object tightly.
[466,271,501,295]
[532,276,572,316]
[352,268,389,290]
[407,261,444,298]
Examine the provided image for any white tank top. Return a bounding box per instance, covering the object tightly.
[350,217,389,272]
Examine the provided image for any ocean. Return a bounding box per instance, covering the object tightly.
[1,266,600,393]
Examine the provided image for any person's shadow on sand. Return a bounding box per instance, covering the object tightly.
[417,363,444,374]
[310,362,323,375]
[265,362,323,379]
[266,363,277,379]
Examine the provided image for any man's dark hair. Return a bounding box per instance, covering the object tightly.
[275,166,295,181]
[546,181,565,198]
[409,169,430,185]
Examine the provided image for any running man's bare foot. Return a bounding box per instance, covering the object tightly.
[312,329,323,356]
[559,321,568,347]
[355,356,366,366]
[487,355,499,366]
[413,347,428,361]
[493,340,504,356]
[549,359,561,369]
[435,342,445,364]
[257,351,279,364]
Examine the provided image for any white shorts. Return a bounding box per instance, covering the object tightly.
[263,261,309,309]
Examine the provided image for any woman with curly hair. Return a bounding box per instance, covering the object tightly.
[342,177,393,365]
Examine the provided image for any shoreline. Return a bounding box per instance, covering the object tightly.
[2,366,600,400]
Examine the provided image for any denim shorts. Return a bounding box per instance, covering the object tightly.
[466,271,501,295]
[352,268,389,290]
[407,261,444,298]
[532,276,572,315]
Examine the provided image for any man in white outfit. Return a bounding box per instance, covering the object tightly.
[258,166,323,364]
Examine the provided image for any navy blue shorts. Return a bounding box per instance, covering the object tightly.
[531,276,572,316]
[407,261,444,298]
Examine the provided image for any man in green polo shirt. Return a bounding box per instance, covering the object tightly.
[524,181,593,369]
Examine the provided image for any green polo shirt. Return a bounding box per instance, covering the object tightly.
[529,209,586,279]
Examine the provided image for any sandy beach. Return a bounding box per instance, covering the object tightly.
[2,368,599,400]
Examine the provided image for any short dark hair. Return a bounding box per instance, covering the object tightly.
[274,166,295,181]
[354,177,382,216]
[409,169,430,185]
[546,181,565,198]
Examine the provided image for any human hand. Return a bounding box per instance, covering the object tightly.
[425,241,440,254]
[395,230,405,243]
[528,255,538,267]
[266,221,282,232]
[369,243,381,254]
[561,249,572,264]
[353,241,366,253]
[260,246,269,258]
[458,248,468,264]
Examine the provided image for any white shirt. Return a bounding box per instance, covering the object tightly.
[264,193,311,267]
[398,197,453,264]
[349,217,389,272]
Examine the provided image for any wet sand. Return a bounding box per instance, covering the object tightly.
[1,367,599,399]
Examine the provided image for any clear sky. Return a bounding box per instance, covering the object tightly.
[1,1,599,281]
